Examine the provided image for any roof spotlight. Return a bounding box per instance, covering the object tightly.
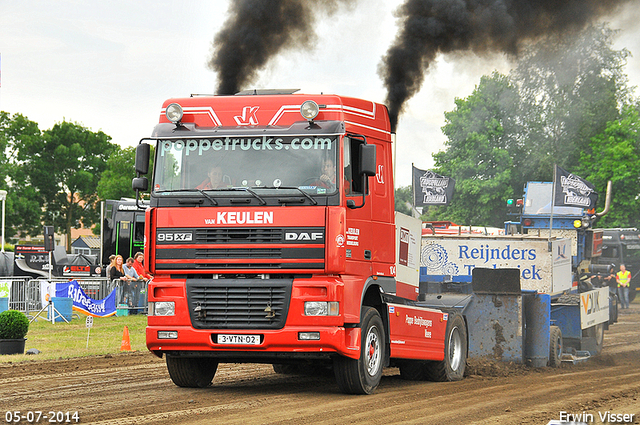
[166,103,184,123]
[300,100,319,122]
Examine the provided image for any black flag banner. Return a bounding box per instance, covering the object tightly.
[412,166,455,207]
[554,166,598,209]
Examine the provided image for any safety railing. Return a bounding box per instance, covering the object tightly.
[0,277,33,312]
[0,277,147,315]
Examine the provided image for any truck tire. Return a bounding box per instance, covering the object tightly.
[333,307,385,395]
[609,292,619,325]
[166,356,218,388]
[548,326,563,367]
[424,314,467,381]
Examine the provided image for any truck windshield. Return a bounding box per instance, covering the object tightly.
[152,136,339,195]
[523,182,583,216]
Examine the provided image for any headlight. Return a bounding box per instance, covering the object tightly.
[152,301,175,316]
[300,100,319,121]
[304,301,339,316]
[165,103,183,123]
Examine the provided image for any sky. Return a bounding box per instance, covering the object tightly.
[1,1,639,188]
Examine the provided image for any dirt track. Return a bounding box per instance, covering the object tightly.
[1,304,639,425]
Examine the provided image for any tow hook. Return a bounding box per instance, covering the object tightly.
[264,302,276,319]
[194,302,206,319]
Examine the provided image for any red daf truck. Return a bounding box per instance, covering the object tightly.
[132,90,468,394]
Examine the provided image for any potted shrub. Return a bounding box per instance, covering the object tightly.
[0,310,29,355]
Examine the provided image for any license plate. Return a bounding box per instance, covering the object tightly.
[217,334,261,345]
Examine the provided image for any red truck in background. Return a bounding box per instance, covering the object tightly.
[132,90,468,394]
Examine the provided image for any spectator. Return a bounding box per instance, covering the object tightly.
[105,254,116,278]
[123,257,140,280]
[133,252,152,281]
[109,255,131,282]
[616,264,631,309]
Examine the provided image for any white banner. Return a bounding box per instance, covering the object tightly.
[580,287,609,328]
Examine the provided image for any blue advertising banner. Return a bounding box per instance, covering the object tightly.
[55,280,117,317]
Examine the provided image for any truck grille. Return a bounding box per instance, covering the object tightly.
[155,227,325,272]
[196,228,282,244]
[186,279,292,330]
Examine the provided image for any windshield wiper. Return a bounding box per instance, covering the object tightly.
[243,187,267,205]
[264,186,318,205]
[154,188,218,205]
[214,187,267,205]
[196,189,218,205]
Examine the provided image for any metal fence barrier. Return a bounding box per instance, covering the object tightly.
[0,277,147,316]
[0,277,32,312]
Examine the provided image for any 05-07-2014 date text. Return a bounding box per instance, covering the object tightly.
[4,411,79,423]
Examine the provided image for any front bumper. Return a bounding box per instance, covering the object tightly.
[146,325,361,360]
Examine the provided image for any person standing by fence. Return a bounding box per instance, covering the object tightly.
[105,254,116,279]
[132,252,152,282]
[617,264,631,310]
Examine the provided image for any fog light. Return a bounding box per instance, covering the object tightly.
[299,332,320,341]
[158,331,178,339]
[154,301,175,316]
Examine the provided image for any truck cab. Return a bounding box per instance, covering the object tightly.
[133,91,465,394]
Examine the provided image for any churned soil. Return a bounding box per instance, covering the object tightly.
[1,303,639,425]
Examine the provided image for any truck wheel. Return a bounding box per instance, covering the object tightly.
[609,292,619,325]
[548,326,563,367]
[166,356,218,388]
[425,314,467,381]
[333,307,385,395]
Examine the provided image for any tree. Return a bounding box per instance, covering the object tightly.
[512,25,630,179]
[579,106,640,227]
[0,112,43,240]
[97,145,139,201]
[430,24,635,227]
[394,186,413,215]
[16,121,117,251]
[431,72,519,226]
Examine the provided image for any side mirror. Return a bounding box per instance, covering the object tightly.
[132,177,149,192]
[360,144,376,176]
[135,143,150,175]
[348,143,377,210]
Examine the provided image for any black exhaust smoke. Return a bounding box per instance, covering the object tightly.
[380,0,632,132]
[209,0,354,96]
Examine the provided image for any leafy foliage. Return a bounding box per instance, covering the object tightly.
[428,25,637,228]
[97,145,155,203]
[394,186,413,215]
[432,72,519,226]
[0,112,43,239]
[579,106,640,227]
[0,310,29,339]
[15,121,117,249]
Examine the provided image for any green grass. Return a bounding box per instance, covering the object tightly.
[0,313,148,363]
